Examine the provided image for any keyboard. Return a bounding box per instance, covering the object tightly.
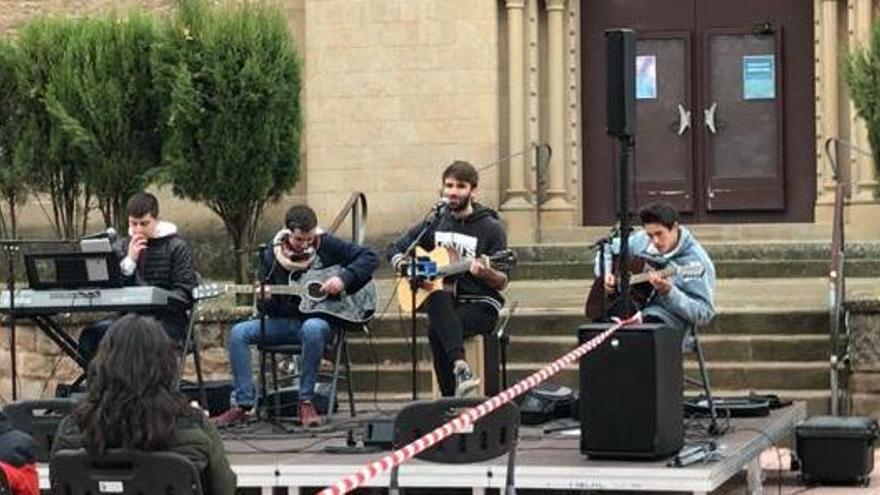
[0,286,188,315]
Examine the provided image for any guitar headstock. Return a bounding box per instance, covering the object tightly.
[486,249,517,271]
[193,283,227,301]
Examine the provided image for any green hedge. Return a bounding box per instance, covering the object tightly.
[0,0,302,281]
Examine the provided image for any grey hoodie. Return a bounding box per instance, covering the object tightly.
[594,226,716,330]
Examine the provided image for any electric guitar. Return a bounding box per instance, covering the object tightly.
[583,258,705,320]
[396,247,516,312]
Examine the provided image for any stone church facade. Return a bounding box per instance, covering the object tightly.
[1,0,878,243]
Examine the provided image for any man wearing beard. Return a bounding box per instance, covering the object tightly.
[387,160,509,398]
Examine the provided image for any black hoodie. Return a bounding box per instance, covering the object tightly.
[387,203,507,311]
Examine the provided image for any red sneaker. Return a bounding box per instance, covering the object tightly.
[210,406,250,427]
[298,400,322,428]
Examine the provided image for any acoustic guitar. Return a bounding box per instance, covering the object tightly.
[396,246,516,312]
[583,258,704,320]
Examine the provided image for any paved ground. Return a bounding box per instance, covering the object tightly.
[713,448,880,494]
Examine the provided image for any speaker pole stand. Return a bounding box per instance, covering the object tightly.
[616,135,634,312]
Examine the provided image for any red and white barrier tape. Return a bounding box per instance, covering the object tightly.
[318,312,643,495]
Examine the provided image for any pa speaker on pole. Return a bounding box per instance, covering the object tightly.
[605,28,637,138]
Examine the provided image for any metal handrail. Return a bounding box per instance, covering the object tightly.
[824,137,869,415]
[326,191,368,245]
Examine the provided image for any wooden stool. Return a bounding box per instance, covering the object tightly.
[431,334,486,399]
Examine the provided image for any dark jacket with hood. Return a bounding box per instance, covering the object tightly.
[0,412,40,495]
[387,203,508,311]
[113,220,197,338]
[0,413,39,468]
[260,230,380,320]
[52,409,236,495]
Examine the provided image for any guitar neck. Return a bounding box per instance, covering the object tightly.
[628,265,675,285]
[262,284,306,296]
[438,259,475,277]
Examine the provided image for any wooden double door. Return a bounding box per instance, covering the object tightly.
[581,0,815,224]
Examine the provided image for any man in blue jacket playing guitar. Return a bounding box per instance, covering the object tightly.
[595,201,715,331]
[213,204,379,428]
[388,161,510,398]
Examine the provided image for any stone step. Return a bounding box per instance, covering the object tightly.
[347,334,830,363]
[509,240,880,262]
[367,309,829,337]
[346,361,829,394]
[511,258,880,279]
[537,224,836,243]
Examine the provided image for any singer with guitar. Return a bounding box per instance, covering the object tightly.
[592,202,715,331]
[387,161,509,398]
[212,204,379,428]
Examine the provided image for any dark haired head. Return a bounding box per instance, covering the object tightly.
[442,160,479,188]
[74,315,189,453]
[284,204,318,232]
[126,192,159,218]
[638,202,680,229]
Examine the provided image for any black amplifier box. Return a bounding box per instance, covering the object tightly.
[796,415,878,485]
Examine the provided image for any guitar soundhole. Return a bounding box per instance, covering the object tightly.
[307,282,327,301]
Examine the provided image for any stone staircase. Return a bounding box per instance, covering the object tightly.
[345,240,880,416]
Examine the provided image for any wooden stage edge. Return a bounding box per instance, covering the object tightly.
[38,401,807,494]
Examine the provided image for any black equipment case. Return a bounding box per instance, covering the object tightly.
[795,415,879,485]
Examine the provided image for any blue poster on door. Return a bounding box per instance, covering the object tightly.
[743,54,775,100]
[636,55,657,100]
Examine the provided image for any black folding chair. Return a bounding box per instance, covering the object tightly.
[258,323,360,422]
[3,399,75,462]
[180,280,224,410]
[390,398,519,495]
[51,448,202,495]
[683,324,721,434]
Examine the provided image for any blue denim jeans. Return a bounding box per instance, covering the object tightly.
[227,317,332,406]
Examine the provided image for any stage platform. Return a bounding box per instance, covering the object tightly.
[214,400,806,494]
[36,401,806,494]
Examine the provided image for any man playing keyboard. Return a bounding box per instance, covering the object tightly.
[78,192,198,363]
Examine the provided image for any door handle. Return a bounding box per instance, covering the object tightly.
[676,104,691,136]
[704,102,718,134]
[707,187,733,198]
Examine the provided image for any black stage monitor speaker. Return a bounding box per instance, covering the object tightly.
[579,323,683,459]
[605,28,636,138]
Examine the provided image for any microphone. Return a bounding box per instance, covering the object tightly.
[433,197,450,215]
[81,227,117,241]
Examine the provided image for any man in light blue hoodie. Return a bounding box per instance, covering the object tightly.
[596,202,716,331]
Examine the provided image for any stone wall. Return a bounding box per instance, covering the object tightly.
[0,308,250,402]
[302,0,502,236]
[848,299,880,417]
[1,0,505,242]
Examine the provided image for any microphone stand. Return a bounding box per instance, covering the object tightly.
[402,205,445,401]
[1,237,76,400]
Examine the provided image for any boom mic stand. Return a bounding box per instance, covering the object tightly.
[402,203,445,401]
